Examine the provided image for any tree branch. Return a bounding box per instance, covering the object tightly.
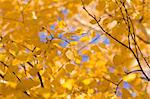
[37,72,44,88]
[81,0,150,81]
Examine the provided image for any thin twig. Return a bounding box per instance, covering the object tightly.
[37,72,44,88]
[125,70,141,75]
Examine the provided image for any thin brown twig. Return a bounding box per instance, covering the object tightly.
[125,70,141,75]
[103,76,123,94]
[115,79,123,94]
[103,77,117,86]
[13,72,21,82]
[37,72,44,88]
[137,35,150,44]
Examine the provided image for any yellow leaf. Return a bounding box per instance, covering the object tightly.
[62,79,74,90]
[32,88,51,98]
[90,19,97,24]
[32,11,37,20]
[80,36,90,42]
[82,78,93,85]
[4,72,18,82]
[29,67,39,76]
[75,56,82,64]
[16,79,39,91]
[123,74,137,82]
[0,53,6,61]
[113,55,124,66]
[16,53,29,62]
[53,0,59,2]
[58,20,66,29]
[12,59,20,65]
[65,64,75,72]
[65,50,74,60]
[91,31,97,38]
[75,28,83,35]
[88,89,94,94]
[70,41,78,46]
[107,1,117,11]
[56,68,66,78]
[7,82,17,88]
[8,65,18,72]
[96,0,105,12]
[122,88,132,99]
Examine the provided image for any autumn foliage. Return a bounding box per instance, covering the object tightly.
[0,0,150,98]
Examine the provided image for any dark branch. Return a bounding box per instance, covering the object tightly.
[13,72,21,82]
[37,72,44,88]
[27,62,34,67]
[137,35,150,44]
[103,76,123,94]
[125,70,141,75]
[103,77,117,85]
[23,91,30,96]
[0,61,8,67]
[0,73,4,79]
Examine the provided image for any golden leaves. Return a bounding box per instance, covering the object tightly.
[0,0,150,98]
